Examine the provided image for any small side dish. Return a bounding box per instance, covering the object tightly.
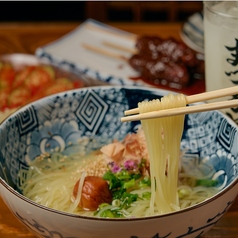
[128,35,204,89]
[0,54,85,123]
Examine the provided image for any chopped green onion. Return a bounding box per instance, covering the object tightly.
[100,209,115,218]
[112,199,121,207]
[123,179,135,189]
[196,179,218,187]
[178,189,191,199]
[142,192,151,200]
[139,176,151,188]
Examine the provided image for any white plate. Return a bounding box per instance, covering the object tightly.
[35,19,144,87]
[180,12,204,54]
[35,19,205,95]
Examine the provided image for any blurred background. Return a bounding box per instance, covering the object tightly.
[0,1,203,23]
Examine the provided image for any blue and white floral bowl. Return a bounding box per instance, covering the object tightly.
[0,86,237,238]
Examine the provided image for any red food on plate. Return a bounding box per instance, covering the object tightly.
[0,58,85,114]
[0,88,10,111]
[13,66,35,88]
[7,87,31,109]
[0,62,16,89]
[44,78,82,96]
[24,66,55,93]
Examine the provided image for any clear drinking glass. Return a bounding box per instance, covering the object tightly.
[204,1,238,122]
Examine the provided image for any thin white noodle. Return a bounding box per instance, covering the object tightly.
[138,94,186,215]
[18,116,219,218]
[69,171,86,212]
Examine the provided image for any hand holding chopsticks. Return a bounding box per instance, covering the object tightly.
[121,86,238,122]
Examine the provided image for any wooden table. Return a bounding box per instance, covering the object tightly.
[0,21,184,54]
[0,21,237,238]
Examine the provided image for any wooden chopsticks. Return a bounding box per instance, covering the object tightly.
[121,86,238,122]
[82,43,128,61]
[102,41,137,54]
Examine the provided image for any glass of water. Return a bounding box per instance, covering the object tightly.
[204,1,238,122]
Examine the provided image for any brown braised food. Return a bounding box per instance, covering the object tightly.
[129,36,204,89]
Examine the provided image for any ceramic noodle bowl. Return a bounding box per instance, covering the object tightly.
[0,86,237,238]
